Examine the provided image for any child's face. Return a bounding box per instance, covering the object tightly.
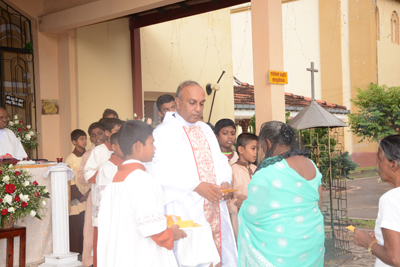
[239,140,258,164]
[106,124,121,140]
[141,135,156,162]
[90,128,107,146]
[216,126,236,152]
[112,143,124,159]
[73,135,87,150]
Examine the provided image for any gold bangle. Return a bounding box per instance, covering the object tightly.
[368,240,377,254]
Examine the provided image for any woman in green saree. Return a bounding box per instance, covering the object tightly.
[237,121,325,267]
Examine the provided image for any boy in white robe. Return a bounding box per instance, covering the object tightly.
[84,117,122,267]
[97,120,186,267]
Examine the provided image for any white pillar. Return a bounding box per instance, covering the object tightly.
[40,167,82,267]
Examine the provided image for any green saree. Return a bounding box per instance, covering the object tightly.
[238,156,325,266]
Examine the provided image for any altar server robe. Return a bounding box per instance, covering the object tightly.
[97,160,178,267]
[146,112,238,267]
[0,128,27,160]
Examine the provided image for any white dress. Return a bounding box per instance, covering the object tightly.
[0,128,27,160]
[374,186,400,267]
[146,112,238,267]
[97,159,177,267]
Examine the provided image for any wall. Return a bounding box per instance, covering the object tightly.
[230,0,322,100]
[77,18,133,148]
[140,8,235,124]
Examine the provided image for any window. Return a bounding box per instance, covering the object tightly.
[391,11,399,44]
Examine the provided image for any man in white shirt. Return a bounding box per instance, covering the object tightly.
[0,108,27,160]
[147,81,238,267]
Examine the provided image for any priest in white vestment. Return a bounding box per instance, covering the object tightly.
[0,108,27,160]
[146,81,238,267]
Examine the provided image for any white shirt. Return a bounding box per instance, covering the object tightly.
[97,159,177,267]
[374,186,400,267]
[0,128,27,160]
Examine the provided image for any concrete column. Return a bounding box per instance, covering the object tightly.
[40,167,81,267]
[251,0,285,133]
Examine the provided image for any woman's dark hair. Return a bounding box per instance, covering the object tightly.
[118,120,154,157]
[258,121,308,160]
[379,134,400,164]
[214,118,236,136]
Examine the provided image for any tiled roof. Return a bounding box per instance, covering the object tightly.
[234,83,347,110]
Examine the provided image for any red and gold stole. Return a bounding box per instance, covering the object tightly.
[183,126,222,265]
[112,162,146,183]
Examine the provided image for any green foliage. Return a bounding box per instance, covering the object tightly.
[331,151,359,178]
[348,84,400,142]
[249,114,255,134]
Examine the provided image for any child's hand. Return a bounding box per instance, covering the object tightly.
[170,224,187,241]
[221,182,233,200]
[234,194,247,210]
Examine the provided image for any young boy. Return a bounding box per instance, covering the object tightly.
[84,117,122,267]
[77,122,107,267]
[97,120,186,267]
[214,118,238,165]
[92,133,124,232]
[65,129,90,254]
[156,94,176,122]
[227,133,258,240]
[102,108,119,119]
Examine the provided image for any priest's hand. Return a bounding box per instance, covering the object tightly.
[221,182,233,201]
[170,224,187,241]
[194,182,223,203]
[234,194,248,210]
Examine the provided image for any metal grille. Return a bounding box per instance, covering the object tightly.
[0,1,36,157]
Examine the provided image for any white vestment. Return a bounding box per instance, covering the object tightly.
[146,112,238,267]
[97,159,177,267]
[0,128,27,160]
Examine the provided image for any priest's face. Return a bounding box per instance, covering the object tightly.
[0,108,8,129]
[176,84,205,124]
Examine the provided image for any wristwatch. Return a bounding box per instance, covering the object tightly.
[368,240,377,254]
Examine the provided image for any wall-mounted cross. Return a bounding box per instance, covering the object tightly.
[307,62,318,101]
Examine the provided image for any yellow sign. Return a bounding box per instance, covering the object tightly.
[269,71,288,84]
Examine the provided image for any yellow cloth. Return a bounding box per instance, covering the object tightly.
[66,153,89,216]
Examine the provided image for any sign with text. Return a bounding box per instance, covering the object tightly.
[5,95,24,108]
[269,71,288,84]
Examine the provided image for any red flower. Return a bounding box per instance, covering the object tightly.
[4,184,15,194]
[1,209,7,216]
[14,196,20,202]
[34,192,39,197]
[15,171,21,176]
[23,127,27,131]
[0,170,2,175]
[18,128,22,133]
[21,202,27,208]
[33,181,38,186]
[0,198,2,203]
[19,120,23,124]
[33,137,37,140]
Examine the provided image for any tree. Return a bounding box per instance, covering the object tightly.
[348,84,400,142]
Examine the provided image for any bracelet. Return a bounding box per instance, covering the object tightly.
[367,240,377,254]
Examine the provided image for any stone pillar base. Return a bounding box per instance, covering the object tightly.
[38,252,82,267]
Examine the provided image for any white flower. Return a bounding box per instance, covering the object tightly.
[141,118,145,122]
[43,189,48,194]
[8,121,14,126]
[23,181,30,187]
[133,113,137,118]
[14,120,19,125]
[17,137,21,141]
[25,134,31,140]
[14,115,18,120]
[2,175,10,183]
[27,125,31,129]
[19,194,29,202]
[42,200,46,206]
[29,131,34,136]
[8,164,13,168]
[8,207,15,213]
[23,169,29,174]
[4,194,12,204]
[30,210,36,217]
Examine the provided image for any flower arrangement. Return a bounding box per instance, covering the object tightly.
[0,162,50,228]
[7,114,39,150]
[129,113,155,128]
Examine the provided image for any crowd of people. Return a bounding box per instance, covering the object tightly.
[2,79,398,266]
